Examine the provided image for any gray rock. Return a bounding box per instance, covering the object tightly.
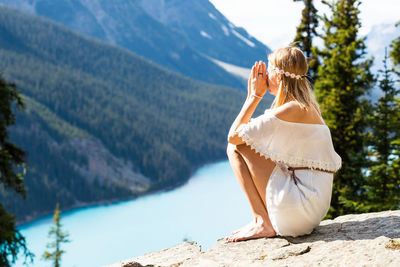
[105,210,400,267]
[106,241,202,267]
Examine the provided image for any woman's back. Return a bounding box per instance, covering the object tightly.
[271,101,326,126]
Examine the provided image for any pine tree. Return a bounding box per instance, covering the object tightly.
[363,48,400,211]
[388,21,400,209]
[314,0,375,217]
[292,0,320,82]
[42,202,71,267]
[0,75,34,266]
[390,98,400,188]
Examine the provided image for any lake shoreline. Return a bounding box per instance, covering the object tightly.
[16,157,229,227]
[12,158,250,267]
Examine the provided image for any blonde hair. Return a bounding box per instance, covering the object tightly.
[268,46,321,116]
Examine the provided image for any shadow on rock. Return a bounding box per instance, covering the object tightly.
[284,215,400,244]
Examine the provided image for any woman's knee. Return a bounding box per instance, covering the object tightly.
[226,143,238,157]
[227,143,250,157]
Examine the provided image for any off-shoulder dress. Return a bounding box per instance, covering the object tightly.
[234,108,342,237]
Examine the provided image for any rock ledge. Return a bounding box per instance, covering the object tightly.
[106,210,400,266]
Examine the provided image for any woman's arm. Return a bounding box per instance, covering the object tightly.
[227,61,268,145]
[227,95,262,145]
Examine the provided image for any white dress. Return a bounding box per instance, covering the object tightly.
[234,108,342,237]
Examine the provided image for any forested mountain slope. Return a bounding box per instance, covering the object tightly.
[0,0,271,89]
[0,6,270,224]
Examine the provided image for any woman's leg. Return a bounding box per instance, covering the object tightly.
[225,143,277,241]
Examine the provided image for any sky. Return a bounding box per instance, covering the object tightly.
[209,0,400,50]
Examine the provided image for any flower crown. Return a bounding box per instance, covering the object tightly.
[268,62,306,80]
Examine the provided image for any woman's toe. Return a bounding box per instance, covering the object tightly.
[227,235,235,242]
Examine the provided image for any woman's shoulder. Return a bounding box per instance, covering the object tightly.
[271,101,325,125]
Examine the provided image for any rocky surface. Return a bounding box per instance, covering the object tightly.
[106,210,400,267]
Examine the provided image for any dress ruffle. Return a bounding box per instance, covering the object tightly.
[235,110,342,172]
[238,130,341,171]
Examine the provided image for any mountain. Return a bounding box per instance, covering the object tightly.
[0,5,270,224]
[139,0,269,67]
[363,23,400,103]
[0,0,272,89]
[365,23,400,73]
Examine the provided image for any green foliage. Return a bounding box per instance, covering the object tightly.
[385,239,400,250]
[390,21,400,70]
[42,203,71,267]
[182,234,192,242]
[0,75,34,266]
[362,49,400,212]
[0,75,26,196]
[292,0,320,82]
[314,0,375,218]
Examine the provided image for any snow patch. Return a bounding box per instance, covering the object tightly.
[228,22,235,28]
[208,13,217,20]
[221,25,229,36]
[232,30,255,47]
[200,30,212,39]
[208,57,250,80]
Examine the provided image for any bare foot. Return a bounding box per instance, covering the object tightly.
[229,219,256,235]
[225,221,276,242]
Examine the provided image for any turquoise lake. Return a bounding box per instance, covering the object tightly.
[13,160,254,267]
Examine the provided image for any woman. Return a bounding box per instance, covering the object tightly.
[225,46,342,242]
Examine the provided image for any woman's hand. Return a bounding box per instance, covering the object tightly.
[248,61,268,98]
